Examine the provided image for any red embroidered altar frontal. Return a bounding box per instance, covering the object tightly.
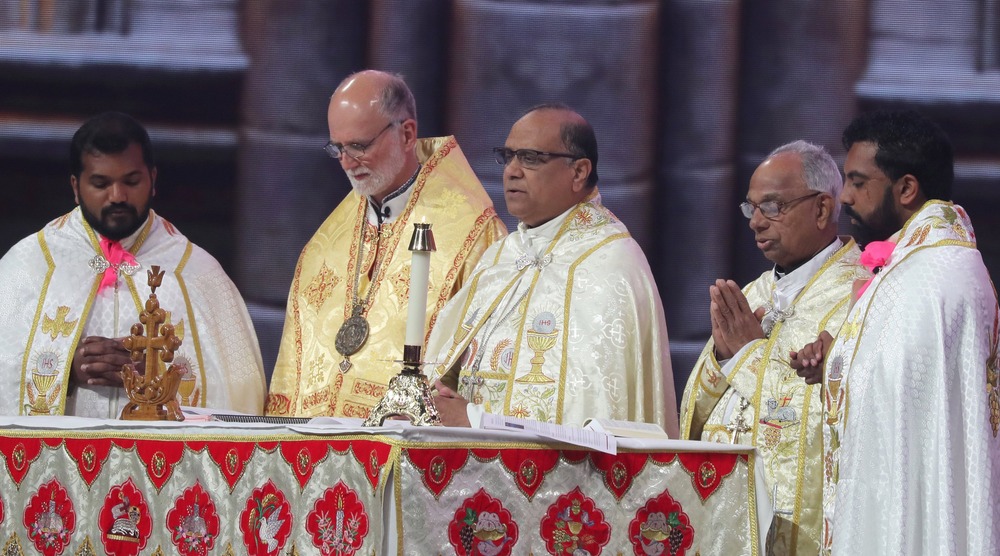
[0,418,766,555]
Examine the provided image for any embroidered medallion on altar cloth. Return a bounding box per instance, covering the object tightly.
[0,418,767,554]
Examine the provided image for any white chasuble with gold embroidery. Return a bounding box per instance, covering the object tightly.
[0,208,266,418]
[425,192,677,435]
[266,136,506,418]
[679,238,865,555]
[822,201,1000,555]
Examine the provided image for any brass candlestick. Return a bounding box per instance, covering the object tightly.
[363,224,441,427]
[119,266,185,421]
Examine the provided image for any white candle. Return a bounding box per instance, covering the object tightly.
[404,249,431,346]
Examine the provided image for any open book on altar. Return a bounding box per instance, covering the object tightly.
[583,417,670,439]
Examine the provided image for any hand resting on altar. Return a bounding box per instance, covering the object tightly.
[433,380,472,427]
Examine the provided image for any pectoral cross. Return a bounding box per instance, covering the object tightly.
[725,397,753,442]
[726,412,752,442]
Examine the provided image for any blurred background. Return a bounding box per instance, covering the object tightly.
[2,0,998,403]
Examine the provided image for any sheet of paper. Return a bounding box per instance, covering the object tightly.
[480,413,616,454]
[584,417,669,438]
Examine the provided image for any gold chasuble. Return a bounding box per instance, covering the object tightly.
[679,238,865,556]
[266,136,506,418]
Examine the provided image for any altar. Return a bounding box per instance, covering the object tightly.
[0,416,769,555]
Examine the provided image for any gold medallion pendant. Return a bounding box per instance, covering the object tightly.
[335,309,370,357]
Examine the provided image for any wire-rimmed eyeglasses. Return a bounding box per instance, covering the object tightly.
[492,147,582,169]
[324,121,399,160]
[740,191,823,220]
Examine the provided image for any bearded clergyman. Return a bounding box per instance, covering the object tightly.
[0,111,265,417]
[266,70,505,418]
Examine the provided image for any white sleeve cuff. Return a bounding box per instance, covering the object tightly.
[720,341,756,381]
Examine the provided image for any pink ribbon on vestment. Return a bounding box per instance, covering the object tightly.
[98,236,137,291]
[856,240,896,300]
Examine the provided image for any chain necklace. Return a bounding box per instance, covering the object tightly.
[334,167,421,373]
[461,286,531,394]
[335,220,388,372]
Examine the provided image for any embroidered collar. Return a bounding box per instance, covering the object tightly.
[513,197,584,270]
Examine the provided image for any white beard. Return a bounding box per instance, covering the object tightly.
[347,142,406,199]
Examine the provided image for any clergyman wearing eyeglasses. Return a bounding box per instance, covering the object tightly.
[423,103,678,436]
[678,140,868,555]
[266,70,506,418]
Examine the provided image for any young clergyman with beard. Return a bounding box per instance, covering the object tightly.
[0,111,266,417]
[792,110,1000,555]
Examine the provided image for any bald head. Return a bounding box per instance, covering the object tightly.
[331,70,417,126]
[327,70,420,203]
[502,105,596,227]
[524,104,598,187]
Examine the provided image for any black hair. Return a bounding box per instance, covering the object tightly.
[526,103,599,187]
[70,111,155,178]
[841,109,953,200]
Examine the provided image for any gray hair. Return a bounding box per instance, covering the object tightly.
[376,72,417,123]
[768,140,843,220]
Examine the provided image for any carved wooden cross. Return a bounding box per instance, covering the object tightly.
[120,266,185,420]
[123,266,181,378]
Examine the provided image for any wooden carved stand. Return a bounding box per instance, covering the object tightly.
[119,266,185,421]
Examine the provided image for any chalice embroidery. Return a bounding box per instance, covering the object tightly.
[174,356,199,406]
[27,350,62,415]
[517,311,558,384]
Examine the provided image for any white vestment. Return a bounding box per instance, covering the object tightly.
[822,201,1000,555]
[0,208,266,417]
[679,237,865,555]
[425,191,678,434]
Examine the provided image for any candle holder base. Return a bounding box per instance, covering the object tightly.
[363,346,441,427]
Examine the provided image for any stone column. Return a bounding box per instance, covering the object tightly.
[734,0,867,282]
[656,0,742,390]
[449,0,660,246]
[236,0,368,374]
[370,0,451,138]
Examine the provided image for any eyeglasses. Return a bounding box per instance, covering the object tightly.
[492,147,582,169]
[740,191,823,220]
[324,121,398,160]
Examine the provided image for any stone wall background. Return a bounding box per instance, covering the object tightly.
[2,0,998,405]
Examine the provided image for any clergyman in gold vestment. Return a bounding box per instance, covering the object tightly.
[266,71,506,418]
[679,141,866,555]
